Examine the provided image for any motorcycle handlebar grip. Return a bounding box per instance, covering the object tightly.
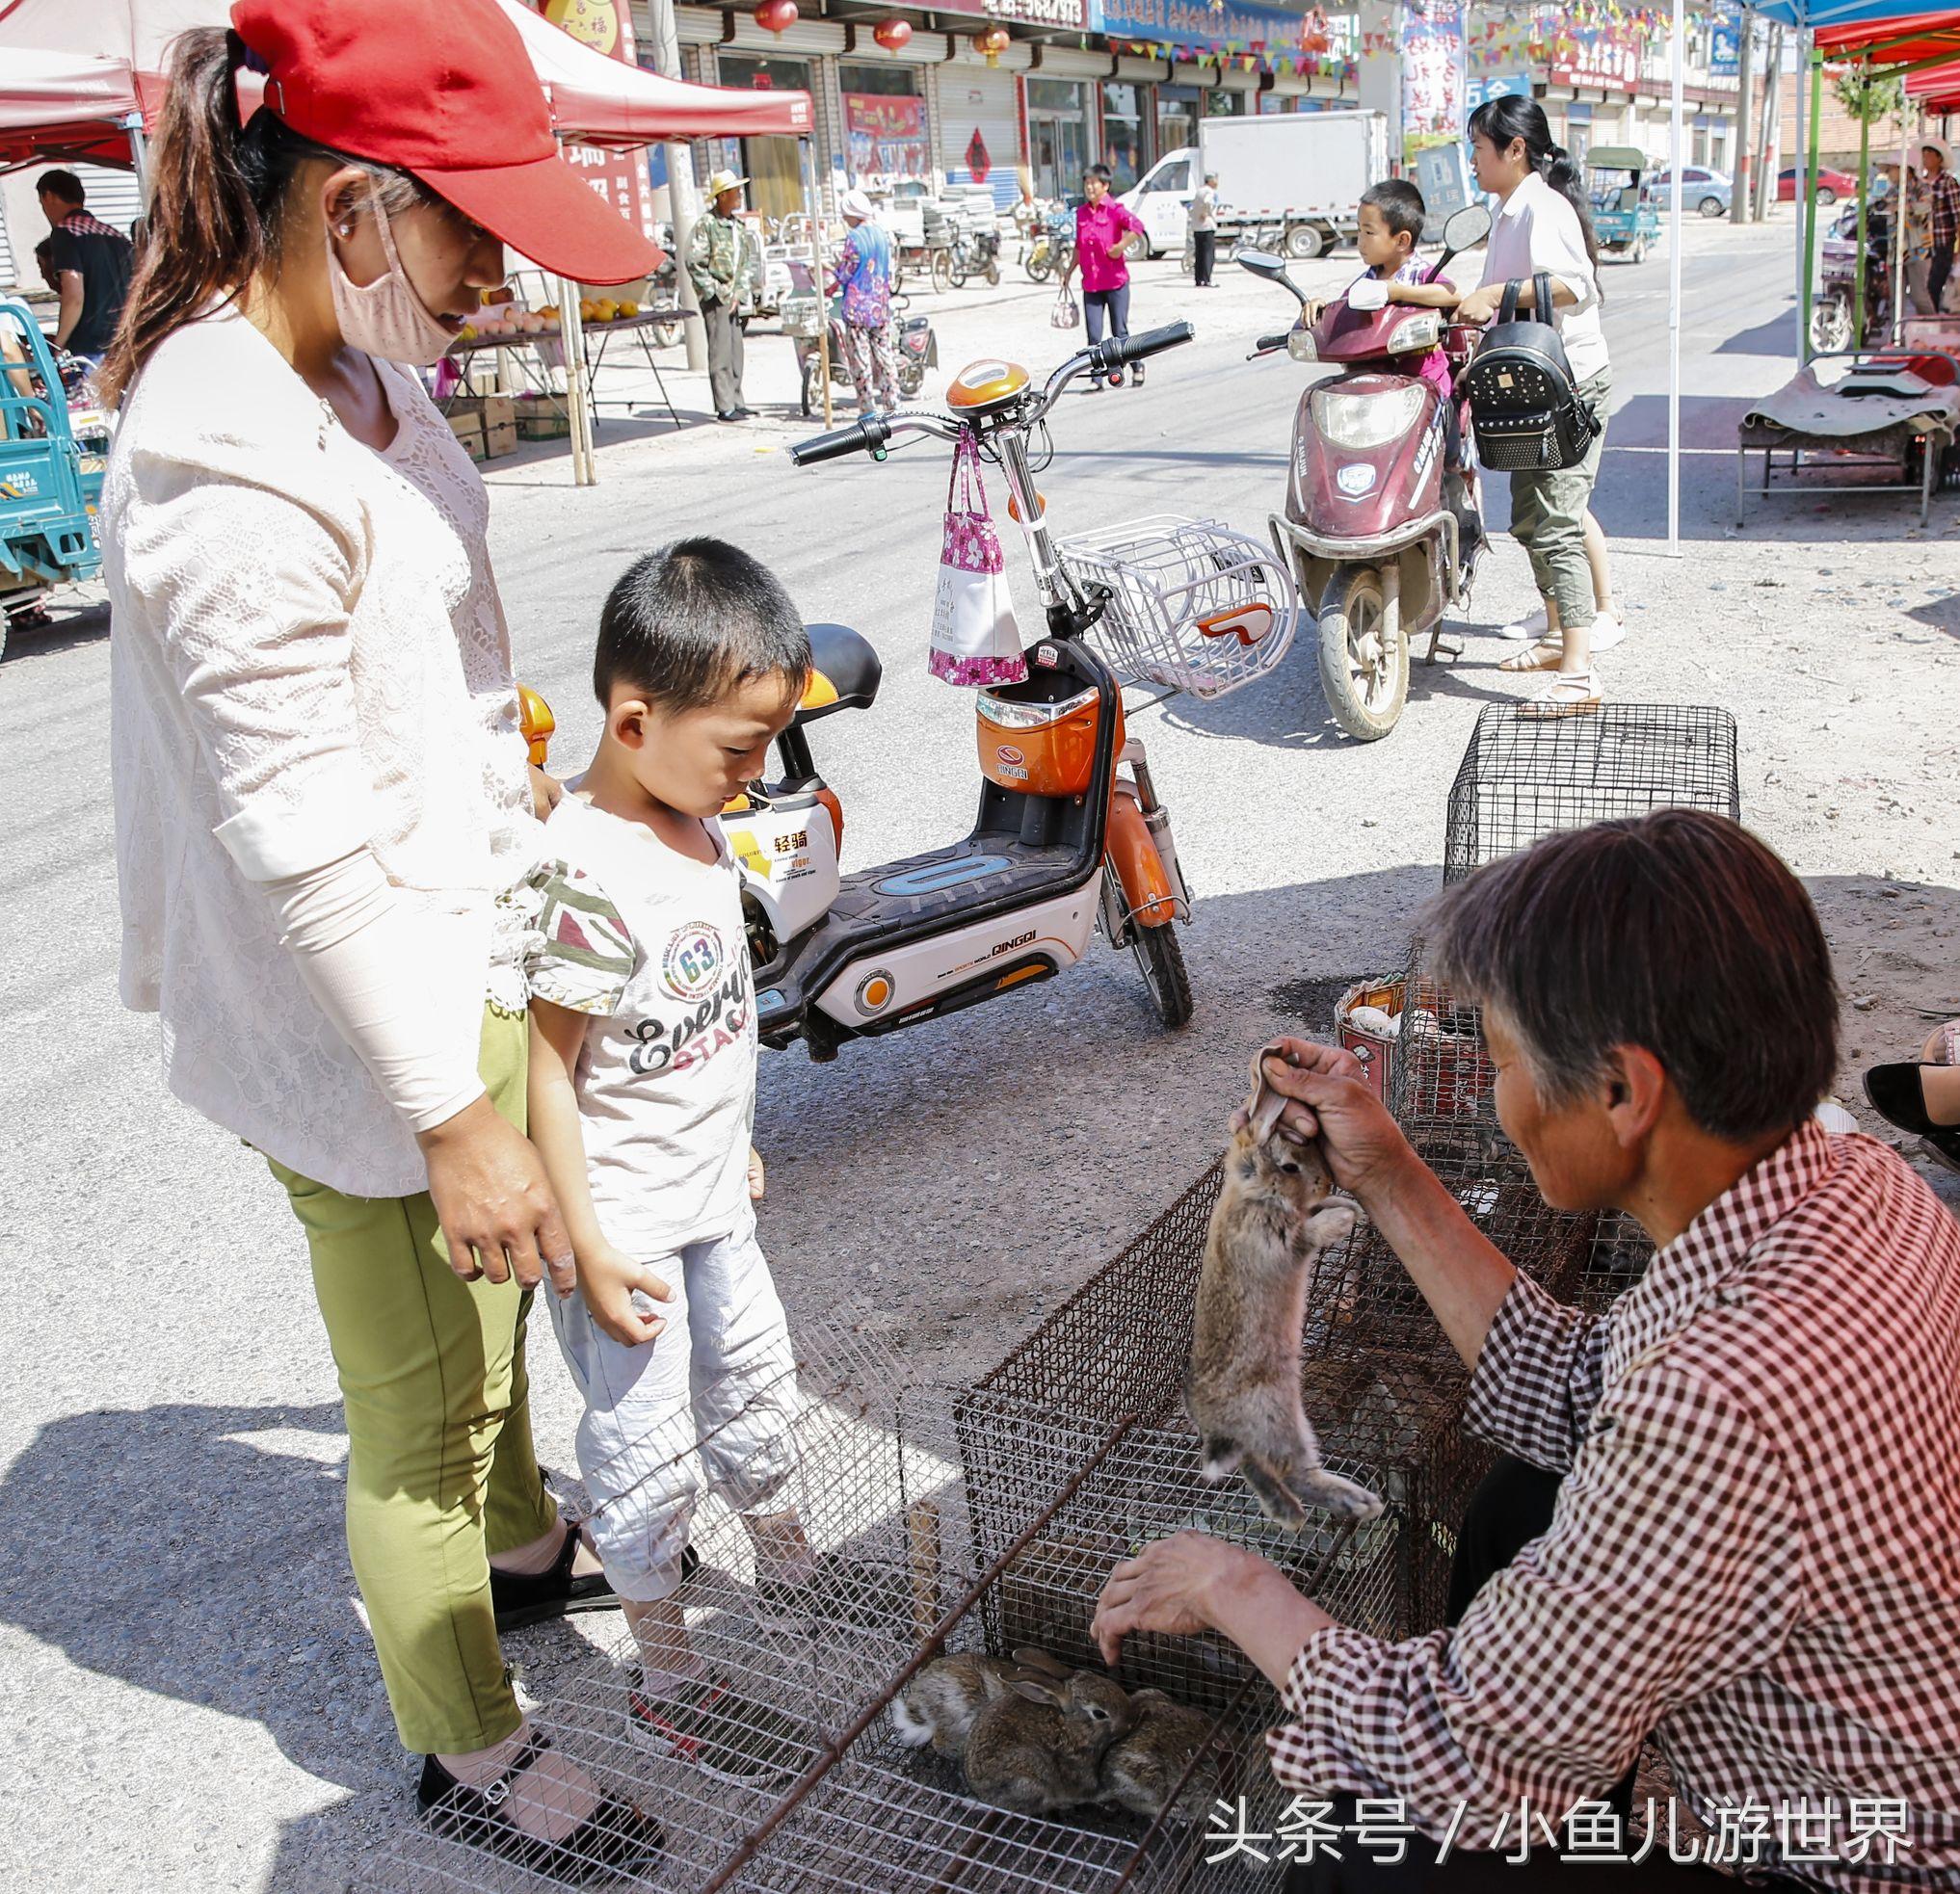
[1256,332,1290,353]
[788,414,891,467]
[1089,319,1196,373]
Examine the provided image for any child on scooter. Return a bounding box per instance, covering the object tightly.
[523,539,860,1780]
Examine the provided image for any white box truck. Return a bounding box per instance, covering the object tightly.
[1121,110,1389,261]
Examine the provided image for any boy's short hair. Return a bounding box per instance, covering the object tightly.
[595,538,810,713]
[1361,178,1426,242]
[1425,810,1838,1143]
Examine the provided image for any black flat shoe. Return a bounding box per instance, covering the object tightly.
[492,1527,699,1633]
[418,1731,664,1885]
[1862,1065,1960,1174]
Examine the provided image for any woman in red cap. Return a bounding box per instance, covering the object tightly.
[100,1,665,1879]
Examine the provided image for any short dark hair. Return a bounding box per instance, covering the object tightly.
[38,169,85,206]
[1085,163,1113,185]
[595,537,810,714]
[1361,178,1426,242]
[1425,811,1838,1142]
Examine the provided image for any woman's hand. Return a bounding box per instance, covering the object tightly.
[1453,282,1509,326]
[747,1146,766,1202]
[417,1094,575,1295]
[1092,1532,1254,1667]
[1254,1039,1422,1209]
[577,1243,673,1348]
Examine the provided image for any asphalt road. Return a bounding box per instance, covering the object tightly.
[3,213,1956,1892]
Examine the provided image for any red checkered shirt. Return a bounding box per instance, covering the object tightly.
[1930,170,1960,252]
[1268,1122,1960,1889]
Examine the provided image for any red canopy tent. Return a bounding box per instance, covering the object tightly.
[0,51,158,170]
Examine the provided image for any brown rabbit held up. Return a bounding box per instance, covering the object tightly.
[1186,1042,1383,1531]
[961,1663,1136,1815]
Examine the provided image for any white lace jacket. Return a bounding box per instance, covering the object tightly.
[107,307,542,1198]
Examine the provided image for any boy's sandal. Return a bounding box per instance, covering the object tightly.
[418,1731,665,1886]
[1498,637,1564,673]
[1518,671,1604,720]
[493,1529,699,1634]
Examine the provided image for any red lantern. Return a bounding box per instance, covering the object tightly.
[755,0,798,33]
[972,23,1011,63]
[873,15,913,50]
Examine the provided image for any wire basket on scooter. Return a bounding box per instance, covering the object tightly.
[1055,514,1299,700]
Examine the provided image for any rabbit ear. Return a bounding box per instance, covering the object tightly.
[1010,1646,1071,1678]
[1245,1039,1300,1143]
[1008,1675,1064,1706]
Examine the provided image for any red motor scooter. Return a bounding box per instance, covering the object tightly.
[1239,202,1492,742]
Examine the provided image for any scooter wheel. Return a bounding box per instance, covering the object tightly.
[986,260,1001,287]
[899,364,923,397]
[800,357,815,418]
[1318,566,1409,742]
[930,250,954,296]
[1130,921,1194,1030]
[1026,253,1051,283]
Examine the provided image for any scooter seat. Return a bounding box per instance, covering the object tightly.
[794,622,882,725]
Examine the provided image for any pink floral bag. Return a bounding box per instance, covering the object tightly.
[928,433,1027,688]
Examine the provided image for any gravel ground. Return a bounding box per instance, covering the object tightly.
[2,211,1955,1892]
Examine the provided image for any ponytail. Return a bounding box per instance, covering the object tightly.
[99,27,431,408]
[1466,94,1604,303]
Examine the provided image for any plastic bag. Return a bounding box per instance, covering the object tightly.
[928,434,1027,688]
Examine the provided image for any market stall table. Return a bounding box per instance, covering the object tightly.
[442,307,700,435]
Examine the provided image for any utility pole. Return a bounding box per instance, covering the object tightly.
[1755,20,1783,219]
[645,0,708,373]
[1732,8,1754,224]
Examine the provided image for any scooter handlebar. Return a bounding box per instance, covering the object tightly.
[1088,319,1195,376]
[788,413,892,467]
[1253,331,1291,355]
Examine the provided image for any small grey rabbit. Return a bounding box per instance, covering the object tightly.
[890,1652,1017,1758]
[962,1665,1136,1814]
[1098,1687,1229,1825]
[1186,1042,1383,1531]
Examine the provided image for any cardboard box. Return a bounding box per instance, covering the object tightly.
[447,394,515,431]
[447,415,489,461]
[483,421,518,460]
[516,408,571,440]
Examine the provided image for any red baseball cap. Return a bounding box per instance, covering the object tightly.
[230,0,664,285]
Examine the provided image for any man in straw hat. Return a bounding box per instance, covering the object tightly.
[689,168,762,421]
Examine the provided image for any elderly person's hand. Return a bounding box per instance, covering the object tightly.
[1094,1532,1338,1689]
[1251,1039,1421,1209]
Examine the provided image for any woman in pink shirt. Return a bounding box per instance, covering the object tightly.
[1063,164,1149,390]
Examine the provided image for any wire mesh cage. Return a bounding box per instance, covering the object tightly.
[1442,703,1741,884]
[1055,514,1300,701]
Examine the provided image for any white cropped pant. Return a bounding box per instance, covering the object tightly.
[547,1203,800,1602]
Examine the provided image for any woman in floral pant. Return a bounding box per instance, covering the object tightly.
[830,188,899,412]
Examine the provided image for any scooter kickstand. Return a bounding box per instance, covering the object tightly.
[1425,625,1464,665]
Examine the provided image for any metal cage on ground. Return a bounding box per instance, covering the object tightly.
[1442,703,1741,884]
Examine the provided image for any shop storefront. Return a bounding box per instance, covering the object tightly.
[839,58,929,193]
[1026,75,1092,197]
[940,56,1025,204]
[1156,82,1201,155]
[1100,79,1149,188]
[707,51,815,221]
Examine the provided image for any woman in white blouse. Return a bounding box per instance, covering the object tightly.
[1455,96,1617,718]
[101,2,665,1876]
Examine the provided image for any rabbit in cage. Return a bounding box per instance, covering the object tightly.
[889,1652,1016,1758]
[1187,1041,1384,1531]
[961,1662,1136,1814]
[1098,1687,1231,1825]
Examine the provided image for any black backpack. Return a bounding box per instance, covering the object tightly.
[1460,272,1601,472]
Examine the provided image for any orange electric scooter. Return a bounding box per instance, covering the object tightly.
[525,323,1200,1061]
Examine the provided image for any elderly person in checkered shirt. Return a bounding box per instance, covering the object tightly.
[1094,811,1960,1891]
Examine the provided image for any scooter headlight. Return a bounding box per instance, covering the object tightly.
[1310,381,1427,450]
[1389,312,1444,354]
[1286,328,1319,363]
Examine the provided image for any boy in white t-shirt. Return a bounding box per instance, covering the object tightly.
[525,539,843,1779]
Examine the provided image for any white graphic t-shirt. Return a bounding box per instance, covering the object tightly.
[526,793,755,1256]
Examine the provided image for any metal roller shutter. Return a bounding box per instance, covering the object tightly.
[0,205,15,289]
[940,63,1023,208]
[67,163,144,239]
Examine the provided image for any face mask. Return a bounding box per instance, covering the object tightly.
[327,193,459,367]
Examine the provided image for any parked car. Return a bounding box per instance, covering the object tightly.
[1778,165,1856,205]
[1651,166,1733,218]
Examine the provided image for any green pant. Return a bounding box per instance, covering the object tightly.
[1507,366,1612,633]
[270,1003,558,1754]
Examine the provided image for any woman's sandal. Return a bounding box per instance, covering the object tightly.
[1518,671,1603,720]
[1498,637,1565,673]
[418,1730,664,1886]
[1863,1064,1960,1175]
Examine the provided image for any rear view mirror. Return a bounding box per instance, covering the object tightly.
[1347,276,1390,312]
[1235,248,1287,280]
[1443,204,1493,253]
